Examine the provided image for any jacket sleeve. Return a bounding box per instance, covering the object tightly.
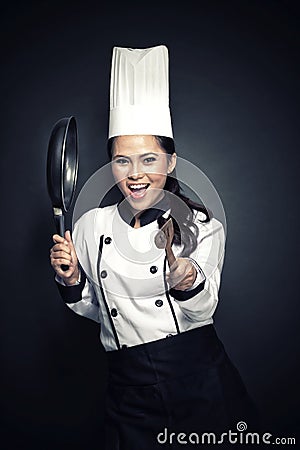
[55,271,100,323]
[170,213,226,322]
[55,209,100,324]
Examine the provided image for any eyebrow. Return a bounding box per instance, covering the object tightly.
[112,152,159,160]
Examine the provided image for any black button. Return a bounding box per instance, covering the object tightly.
[101,270,107,278]
[155,299,163,307]
[150,266,158,274]
[122,344,128,349]
[166,334,173,338]
[111,308,118,317]
[104,237,112,244]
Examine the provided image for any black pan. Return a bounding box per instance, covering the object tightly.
[47,116,78,271]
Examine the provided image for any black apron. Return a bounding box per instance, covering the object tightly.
[104,325,259,449]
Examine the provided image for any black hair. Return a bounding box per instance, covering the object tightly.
[107,136,212,256]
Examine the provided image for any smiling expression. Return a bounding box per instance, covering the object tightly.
[111,135,177,213]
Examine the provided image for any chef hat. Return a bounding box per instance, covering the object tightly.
[108,45,173,139]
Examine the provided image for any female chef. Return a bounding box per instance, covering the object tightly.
[50,46,259,449]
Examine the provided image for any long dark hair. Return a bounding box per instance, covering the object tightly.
[107,136,212,256]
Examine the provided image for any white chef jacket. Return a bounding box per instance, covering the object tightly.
[55,200,225,351]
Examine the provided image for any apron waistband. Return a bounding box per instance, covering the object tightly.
[105,325,223,386]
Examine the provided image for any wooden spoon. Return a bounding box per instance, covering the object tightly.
[154,218,176,268]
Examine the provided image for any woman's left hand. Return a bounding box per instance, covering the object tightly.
[166,258,197,291]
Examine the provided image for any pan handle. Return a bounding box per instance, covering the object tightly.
[53,208,69,272]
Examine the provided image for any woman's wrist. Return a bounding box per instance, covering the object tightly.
[64,268,81,286]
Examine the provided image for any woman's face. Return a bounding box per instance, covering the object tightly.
[111,135,177,212]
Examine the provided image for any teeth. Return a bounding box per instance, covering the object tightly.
[128,184,148,190]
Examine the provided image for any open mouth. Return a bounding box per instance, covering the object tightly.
[127,183,150,199]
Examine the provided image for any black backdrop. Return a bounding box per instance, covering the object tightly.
[1,1,299,448]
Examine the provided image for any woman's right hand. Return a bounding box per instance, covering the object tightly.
[50,230,80,285]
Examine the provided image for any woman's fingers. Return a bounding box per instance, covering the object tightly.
[65,230,72,243]
[51,231,75,257]
[51,241,71,252]
[51,250,72,263]
[50,230,80,284]
[166,258,196,290]
[64,230,78,264]
[172,275,194,290]
[174,276,194,290]
[53,233,66,244]
[52,258,73,269]
[50,248,73,268]
[169,260,191,282]
[54,264,77,279]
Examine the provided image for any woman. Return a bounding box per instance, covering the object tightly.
[50,46,259,449]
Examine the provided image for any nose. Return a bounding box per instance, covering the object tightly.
[127,160,145,179]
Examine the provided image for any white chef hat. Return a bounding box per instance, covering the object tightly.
[108,45,173,139]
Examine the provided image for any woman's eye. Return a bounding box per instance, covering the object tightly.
[115,158,128,165]
[143,157,156,163]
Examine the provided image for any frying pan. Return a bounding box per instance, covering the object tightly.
[47,116,78,271]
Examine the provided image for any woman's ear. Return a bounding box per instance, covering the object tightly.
[167,153,177,174]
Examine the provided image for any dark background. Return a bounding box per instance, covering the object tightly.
[1,0,299,448]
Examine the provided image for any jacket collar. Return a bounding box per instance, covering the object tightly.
[117,193,171,227]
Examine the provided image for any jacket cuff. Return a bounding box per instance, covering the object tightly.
[169,277,206,301]
[55,270,87,304]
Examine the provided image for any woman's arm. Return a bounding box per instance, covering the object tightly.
[169,214,226,321]
[51,211,101,324]
[55,269,100,323]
